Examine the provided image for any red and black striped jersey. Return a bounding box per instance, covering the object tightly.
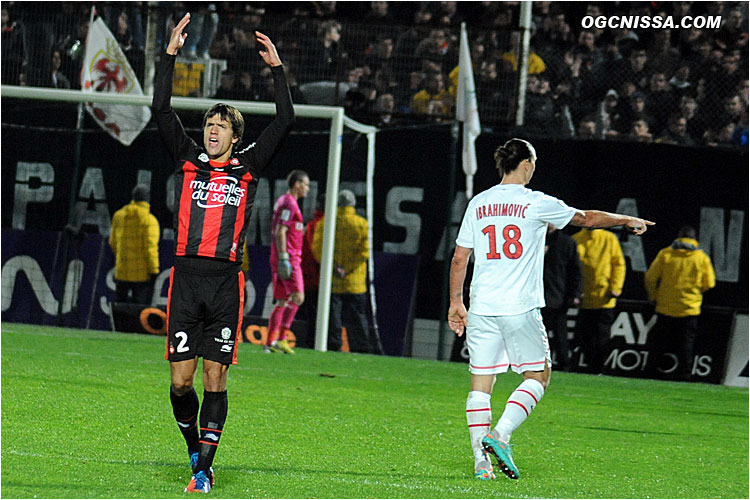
[152,54,294,267]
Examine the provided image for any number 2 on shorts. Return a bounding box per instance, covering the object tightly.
[175,331,190,353]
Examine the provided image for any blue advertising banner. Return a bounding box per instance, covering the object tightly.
[1,228,418,356]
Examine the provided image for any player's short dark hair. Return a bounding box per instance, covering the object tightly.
[202,103,245,147]
[494,138,535,176]
[287,169,309,188]
[677,225,696,239]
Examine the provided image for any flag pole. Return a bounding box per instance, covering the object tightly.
[57,6,96,325]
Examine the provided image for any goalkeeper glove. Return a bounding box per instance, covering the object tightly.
[277,253,292,280]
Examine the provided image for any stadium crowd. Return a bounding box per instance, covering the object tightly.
[2,1,748,147]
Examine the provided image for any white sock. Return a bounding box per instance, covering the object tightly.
[466,391,492,466]
[494,379,545,443]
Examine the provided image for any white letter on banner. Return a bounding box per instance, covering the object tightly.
[383,186,423,254]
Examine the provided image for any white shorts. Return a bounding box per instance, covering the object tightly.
[466,309,550,375]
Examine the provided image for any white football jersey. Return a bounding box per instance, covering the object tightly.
[456,183,577,316]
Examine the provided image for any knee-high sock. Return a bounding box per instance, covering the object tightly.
[466,391,492,465]
[196,390,228,474]
[170,387,200,455]
[494,379,545,442]
[266,305,285,345]
[280,303,300,339]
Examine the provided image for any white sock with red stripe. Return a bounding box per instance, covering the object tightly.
[494,378,545,442]
[466,390,492,467]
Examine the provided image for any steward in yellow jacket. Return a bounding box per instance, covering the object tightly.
[573,228,626,309]
[109,185,160,303]
[311,202,369,295]
[642,226,714,381]
[311,190,380,354]
[644,234,715,317]
[571,228,626,374]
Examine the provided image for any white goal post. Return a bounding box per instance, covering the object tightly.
[1,84,378,352]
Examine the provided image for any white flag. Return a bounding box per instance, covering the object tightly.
[81,16,151,146]
[456,23,481,199]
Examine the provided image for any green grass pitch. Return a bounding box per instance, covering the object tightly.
[2,322,747,498]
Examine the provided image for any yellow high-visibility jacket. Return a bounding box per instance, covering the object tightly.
[644,237,716,317]
[109,201,160,282]
[312,206,369,295]
[573,229,625,309]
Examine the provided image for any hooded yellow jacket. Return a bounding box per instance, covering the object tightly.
[644,237,715,317]
[311,206,369,295]
[109,201,160,282]
[573,229,625,309]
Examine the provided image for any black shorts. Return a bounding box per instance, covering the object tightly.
[165,266,245,365]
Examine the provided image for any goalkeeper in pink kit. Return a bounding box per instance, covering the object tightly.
[265,170,310,354]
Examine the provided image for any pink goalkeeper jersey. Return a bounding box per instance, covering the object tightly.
[270,193,304,265]
[456,183,577,316]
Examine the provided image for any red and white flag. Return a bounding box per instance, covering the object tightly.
[81,16,150,146]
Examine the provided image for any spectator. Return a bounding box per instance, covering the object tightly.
[706,121,740,147]
[604,46,650,93]
[572,228,626,374]
[647,28,680,75]
[577,29,604,68]
[235,69,257,101]
[679,94,708,141]
[656,114,696,147]
[393,7,432,77]
[541,224,582,372]
[410,70,452,119]
[434,1,462,28]
[213,70,240,100]
[644,226,715,381]
[312,189,382,354]
[415,28,454,74]
[502,31,547,75]
[109,184,160,305]
[722,93,745,128]
[301,192,326,343]
[715,7,748,52]
[646,72,676,134]
[616,91,655,134]
[538,3,573,55]
[46,49,70,89]
[362,34,395,77]
[344,79,377,122]
[577,116,596,139]
[595,88,621,139]
[628,118,654,143]
[300,19,345,83]
[374,92,400,127]
[668,63,692,97]
[363,1,395,26]
[1,5,25,85]
[182,3,219,59]
[524,74,557,135]
[258,65,306,104]
[112,8,145,82]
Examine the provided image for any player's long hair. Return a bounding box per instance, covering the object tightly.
[202,104,245,149]
[494,138,534,176]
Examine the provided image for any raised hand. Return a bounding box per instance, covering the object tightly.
[255,31,282,67]
[166,13,191,55]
